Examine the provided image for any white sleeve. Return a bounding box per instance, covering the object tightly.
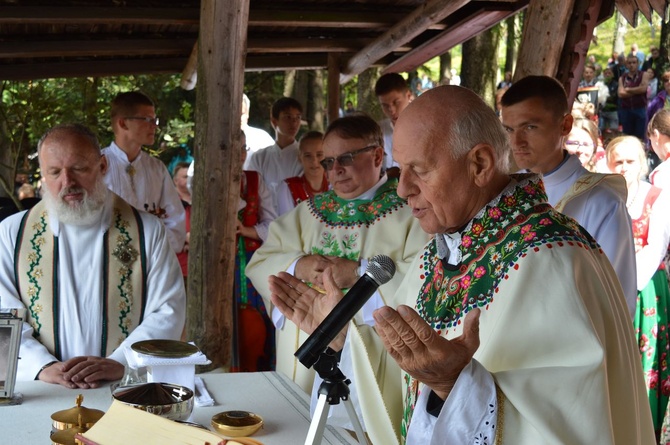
[254,175,278,242]
[157,165,187,253]
[275,181,295,217]
[635,189,670,289]
[406,360,498,445]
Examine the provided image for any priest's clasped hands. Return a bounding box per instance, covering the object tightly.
[38,356,124,389]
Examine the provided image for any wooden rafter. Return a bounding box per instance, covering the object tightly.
[0,39,195,59]
[340,0,472,83]
[384,4,527,74]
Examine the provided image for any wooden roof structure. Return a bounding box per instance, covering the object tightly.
[0,0,572,82]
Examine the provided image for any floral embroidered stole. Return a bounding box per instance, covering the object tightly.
[14,194,147,360]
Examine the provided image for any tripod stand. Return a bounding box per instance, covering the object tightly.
[304,348,369,445]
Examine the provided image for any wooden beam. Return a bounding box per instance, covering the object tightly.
[0,6,199,25]
[248,10,407,28]
[245,54,329,71]
[615,0,639,26]
[557,0,603,105]
[188,0,249,370]
[0,58,187,81]
[384,6,527,74]
[514,0,576,80]
[0,39,195,59]
[328,53,341,124]
[340,0,471,83]
[246,38,407,53]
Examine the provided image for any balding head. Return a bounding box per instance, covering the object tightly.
[392,86,511,234]
[395,86,510,172]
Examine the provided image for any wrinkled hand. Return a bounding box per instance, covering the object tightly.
[373,306,481,400]
[294,254,332,287]
[269,268,347,349]
[39,356,124,389]
[323,256,359,289]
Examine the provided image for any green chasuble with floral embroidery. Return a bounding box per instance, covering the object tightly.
[246,178,428,393]
[343,174,653,445]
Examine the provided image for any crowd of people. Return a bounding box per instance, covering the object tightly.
[1,56,670,444]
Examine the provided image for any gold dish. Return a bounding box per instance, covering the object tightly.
[211,410,264,437]
[51,395,104,431]
[130,339,199,358]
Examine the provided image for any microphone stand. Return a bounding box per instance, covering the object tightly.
[304,348,369,445]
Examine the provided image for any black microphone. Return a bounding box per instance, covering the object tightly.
[295,254,396,369]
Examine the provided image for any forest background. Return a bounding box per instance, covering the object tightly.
[1,9,667,207]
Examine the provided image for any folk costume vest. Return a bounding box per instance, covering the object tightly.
[285,174,328,206]
[14,194,148,360]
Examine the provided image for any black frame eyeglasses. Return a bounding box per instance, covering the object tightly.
[320,145,378,171]
[125,116,160,126]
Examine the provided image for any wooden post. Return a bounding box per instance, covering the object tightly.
[514,0,576,81]
[187,0,249,370]
[556,0,603,106]
[327,53,341,125]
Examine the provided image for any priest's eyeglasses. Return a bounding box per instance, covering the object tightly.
[320,145,377,171]
[125,116,160,126]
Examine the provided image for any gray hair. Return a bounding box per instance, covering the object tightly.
[37,123,101,156]
[445,100,511,172]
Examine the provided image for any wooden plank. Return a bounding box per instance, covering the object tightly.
[341,0,471,83]
[647,0,667,17]
[384,7,526,74]
[635,0,654,22]
[328,53,341,123]
[0,6,199,25]
[246,38,385,53]
[248,10,407,28]
[615,0,640,26]
[187,0,249,371]
[514,0,576,80]
[245,54,330,71]
[557,0,603,105]
[0,39,195,59]
[0,58,187,81]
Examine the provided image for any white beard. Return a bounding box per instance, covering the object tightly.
[42,176,108,226]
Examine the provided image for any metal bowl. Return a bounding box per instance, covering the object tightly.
[112,382,194,421]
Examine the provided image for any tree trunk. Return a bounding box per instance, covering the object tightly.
[439,52,452,85]
[310,69,326,132]
[461,27,499,107]
[293,70,309,119]
[661,15,670,59]
[504,15,516,74]
[357,67,382,120]
[613,11,627,55]
[283,70,296,98]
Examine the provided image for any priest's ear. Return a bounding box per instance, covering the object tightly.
[99,154,109,176]
[467,144,497,187]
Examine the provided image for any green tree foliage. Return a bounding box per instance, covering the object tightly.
[0,74,196,195]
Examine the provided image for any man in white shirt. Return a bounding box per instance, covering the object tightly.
[500,75,637,316]
[245,97,305,208]
[375,73,413,178]
[102,91,186,253]
[0,124,185,388]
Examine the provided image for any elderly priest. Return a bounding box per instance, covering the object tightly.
[0,124,185,389]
